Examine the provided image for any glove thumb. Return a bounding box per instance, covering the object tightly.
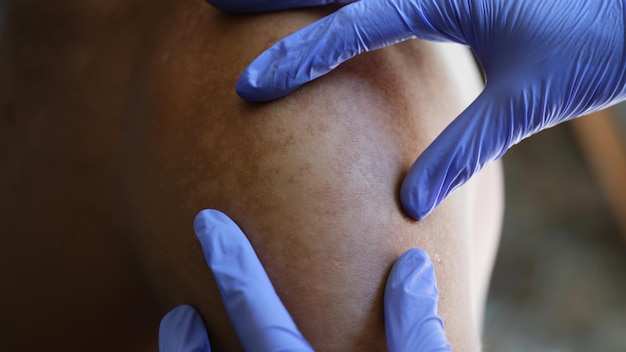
[159,305,211,352]
[384,248,451,352]
[401,85,523,220]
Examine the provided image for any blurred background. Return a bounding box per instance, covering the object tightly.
[483,105,626,351]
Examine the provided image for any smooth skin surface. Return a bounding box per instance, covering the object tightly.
[0,1,503,351]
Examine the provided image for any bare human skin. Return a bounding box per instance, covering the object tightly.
[0,1,503,351]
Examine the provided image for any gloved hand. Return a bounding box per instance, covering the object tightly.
[213,0,626,220]
[159,209,450,351]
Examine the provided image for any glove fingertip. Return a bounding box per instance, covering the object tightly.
[159,305,210,352]
[194,209,229,240]
[387,248,438,295]
[399,175,437,221]
[236,67,266,102]
[235,72,285,102]
[193,209,242,268]
[235,42,285,102]
[236,51,304,102]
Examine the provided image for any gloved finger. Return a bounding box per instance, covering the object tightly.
[206,0,354,13]
[159,304,211,352]
[400,85,521,220]
[384,248,450,352]
[236,0,422,101]
[235,0,476,102]
[194,209,314,352]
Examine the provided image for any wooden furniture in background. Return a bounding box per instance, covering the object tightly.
[570,106,626,243]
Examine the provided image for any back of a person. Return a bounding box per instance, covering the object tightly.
[0,1,502,350]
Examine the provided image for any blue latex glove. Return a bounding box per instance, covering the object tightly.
[159,209,450,351]
[217,0,626,220]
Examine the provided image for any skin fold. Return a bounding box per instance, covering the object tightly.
[0,1,503,351]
